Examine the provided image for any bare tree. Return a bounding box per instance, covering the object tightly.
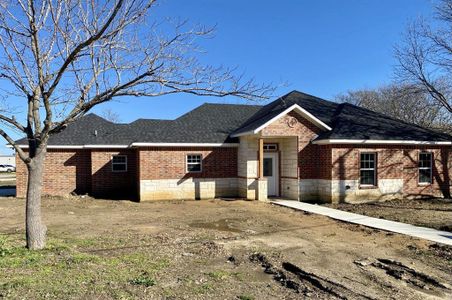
[101,108,121,123]
[0,0,273,249]
[394,0,452,115]
[336,84,452,132]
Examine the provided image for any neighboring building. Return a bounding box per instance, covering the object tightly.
[0,155,15,167]
[15,91,452,202]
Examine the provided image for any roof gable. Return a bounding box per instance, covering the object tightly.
[231,90,337,137]
[231,103,332,137]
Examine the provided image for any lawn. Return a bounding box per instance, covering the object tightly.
[1,196,451,299]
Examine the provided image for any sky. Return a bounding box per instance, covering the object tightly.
[89,0,434,120]
[1,0,436,154]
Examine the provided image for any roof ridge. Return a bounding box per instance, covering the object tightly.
[130,118,172,123]
[202,102,263,107]
[83,113,114,123]
[288,90,337,105]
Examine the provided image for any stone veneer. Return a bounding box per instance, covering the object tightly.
[140,178,238,201]
[237,135,299,200]
[300,178,404,203]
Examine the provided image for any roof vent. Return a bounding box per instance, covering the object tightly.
[94,130,98,137]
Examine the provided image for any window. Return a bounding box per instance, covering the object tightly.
[112,155,127,172]
[263,158,273,176]
[360,153,376,186]
[263,143,278,151]
[419,152,432,184]
[187,154,202,172]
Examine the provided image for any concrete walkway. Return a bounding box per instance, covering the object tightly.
[272,200,452,246]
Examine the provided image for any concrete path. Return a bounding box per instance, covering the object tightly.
[272,200,452,246]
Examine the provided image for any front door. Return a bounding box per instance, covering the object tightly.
[263,152,279,196]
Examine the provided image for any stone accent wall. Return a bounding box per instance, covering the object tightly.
[281,177,299,199]
[140,178,237,201]
[238,177,257,199]
[299,179,329,202]
[237,136,259,200]
[16,149,91,198]
[257,178,268,201]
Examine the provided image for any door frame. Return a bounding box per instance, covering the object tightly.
[263,152,279,197]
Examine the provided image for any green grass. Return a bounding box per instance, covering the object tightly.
[129,272,156,287]
[206,270,242,281]
[0,233,170,299]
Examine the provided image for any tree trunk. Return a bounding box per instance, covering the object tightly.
[26,146,47,250]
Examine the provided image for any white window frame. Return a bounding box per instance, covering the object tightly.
[359,152,377,186]
[186,154,202,173]
[111,155,127,172]
[418,152,432,184]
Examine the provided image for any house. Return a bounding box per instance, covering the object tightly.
[15,91,452,203]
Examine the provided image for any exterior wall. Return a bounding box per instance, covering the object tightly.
[403,147,452,198]
[238,136,259,199]
[137,147,238,201]
[260,111,329,200]
[91,149,137,199]
[140,178,238,200]
[237,134,300,200]
[16,149,91,198]
[327,145,452,203]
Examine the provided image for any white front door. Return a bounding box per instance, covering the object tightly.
[263,152,279,196]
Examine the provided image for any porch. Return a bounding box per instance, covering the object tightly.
[237,135,299,201]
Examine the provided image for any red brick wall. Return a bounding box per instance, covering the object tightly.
[331,145,452,198]
[331,146,404,180]
[16,149,91,198]
[91,149,138,199]
[138,147,237,180]
[403,147,452,198]
[261,111,330,179]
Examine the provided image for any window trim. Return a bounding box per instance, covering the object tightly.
[263,143,278,151]
[186,153,202,173]
[111,155,127,172]
[418,151,433,185]
[359,152,377,187]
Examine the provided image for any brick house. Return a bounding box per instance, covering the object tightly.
[15,91,452,203]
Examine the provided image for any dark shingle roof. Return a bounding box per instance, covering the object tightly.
[15,90,452,146]
[315,103,452,141]
[17,103,262,145]
[231,91,338,136]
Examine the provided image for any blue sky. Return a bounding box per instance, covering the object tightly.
[90,0,434,120]
[2,0,435,154]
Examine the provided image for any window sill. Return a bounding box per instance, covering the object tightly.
[418,182,432,186]
[359,185,378,190]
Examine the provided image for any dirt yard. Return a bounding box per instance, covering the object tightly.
[326,198,452,232]
[1,197,451,299]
